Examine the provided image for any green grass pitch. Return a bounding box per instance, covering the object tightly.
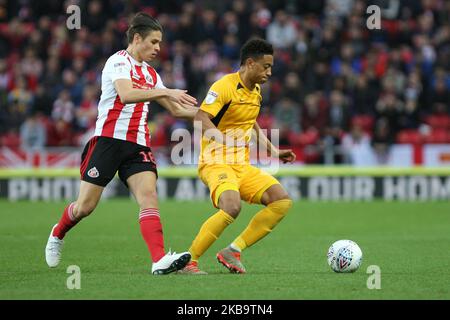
[0,199,449,299]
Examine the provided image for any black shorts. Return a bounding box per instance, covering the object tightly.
[80,136,158,187]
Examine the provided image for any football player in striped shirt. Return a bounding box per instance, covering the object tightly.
[45,12,197,275]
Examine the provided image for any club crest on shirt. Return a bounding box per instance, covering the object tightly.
[205,90,218,104]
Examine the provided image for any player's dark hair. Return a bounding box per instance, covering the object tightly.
[240,38,274,66]
[126,12,163,44]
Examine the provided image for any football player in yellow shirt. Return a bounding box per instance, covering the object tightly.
[179,38,296,274]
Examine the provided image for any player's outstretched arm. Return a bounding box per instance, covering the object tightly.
[253,122,296,163]
[156,97,198,120]
[114,79,197,105]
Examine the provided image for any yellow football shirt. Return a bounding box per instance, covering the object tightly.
[199,72,262,166]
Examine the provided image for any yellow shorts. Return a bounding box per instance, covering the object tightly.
[198,164,280,208]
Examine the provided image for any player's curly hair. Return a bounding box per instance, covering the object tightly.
[240,38,274,66]
[126,12,163,44]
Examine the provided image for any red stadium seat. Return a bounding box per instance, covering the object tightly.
[0,132,21,148]
[424,115,450,129]
[396,129,422,144]
[424,129,449,144]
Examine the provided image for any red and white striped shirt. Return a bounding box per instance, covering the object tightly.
[94,50,165,147]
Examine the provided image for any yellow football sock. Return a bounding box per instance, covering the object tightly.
[189,210,234,262]
[232,199,292,251]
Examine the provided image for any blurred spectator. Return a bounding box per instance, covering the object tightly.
[301,93,328,134]
[341,122,376,166]
[375,92,403,133]
[196,9,220,44]
[266,10,298,49]
[280,72,304,102]
[42,57,62,92]
[305,61,332,92]
[372,118,395,165]
[174,11,196,43]
[7,76,32,114]
[325,0,355,18]
[53,69,83,105]
[429,77,449,114]
[328,90,350,132]
[230,0,251,44]
[171,40,191,89]
[21,48,43,89]
[397,99,420,130]
[0,58,10,91]
[52,90,75,124]
[321,90,351,163]
[32,85,53,116]
[84,0,107,33]
[247,2,269,39]
[221,34,240,61]
[46,118,74,147]
[273,97,300,133]
[350,74,379,115]
[20,111,46,150]
[75,86,98,131]
[404,71,423,107]
[6,77,33,129]
[257,106,274,130]
[193,40,219,73]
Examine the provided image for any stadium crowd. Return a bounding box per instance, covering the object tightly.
[0,0,449,164]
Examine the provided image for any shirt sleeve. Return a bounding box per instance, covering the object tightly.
[154,72,166,89]
[104,55,132,83]
[200,79,231,118]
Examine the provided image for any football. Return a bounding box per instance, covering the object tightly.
[327,240,363,273]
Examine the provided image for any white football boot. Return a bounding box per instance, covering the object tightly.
[45,224,64,268]
[151,251,191,275]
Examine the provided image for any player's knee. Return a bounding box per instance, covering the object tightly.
[74,200,97,218]
[283,198,293,211]
[280,195,293,207]
[268,197,293,216]
[221,201,241,218]
[135,188,158,208]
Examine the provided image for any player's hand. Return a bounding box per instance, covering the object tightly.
[278,149,296,163]
[169,89,197,106]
